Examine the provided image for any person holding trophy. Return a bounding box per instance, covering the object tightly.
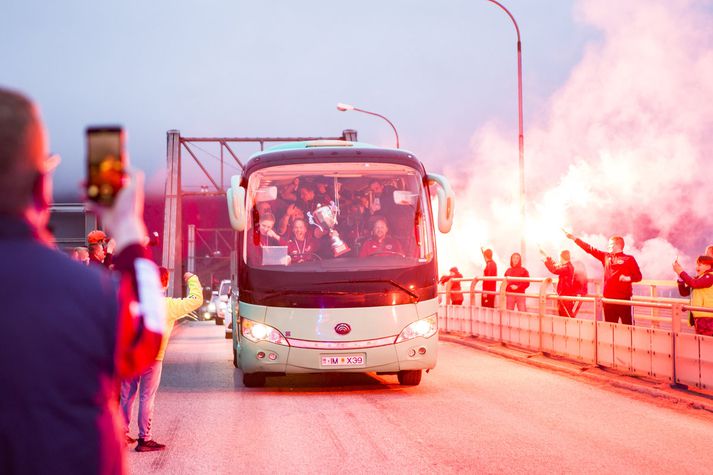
[307,201,351,257]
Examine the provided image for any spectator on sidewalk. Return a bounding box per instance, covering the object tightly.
[504,252,529,311]
[481,248,497,308]
[0,87,165,474]
[439,266,464,305]
[121,269,203,452]
[71,246,89,265]
[674,255,713,336]
[564,231,642,325]
[87,229,115,269]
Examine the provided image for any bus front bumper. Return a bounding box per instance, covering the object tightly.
[238,335,437,374]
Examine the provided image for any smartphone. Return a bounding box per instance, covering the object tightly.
[86,126,125,206]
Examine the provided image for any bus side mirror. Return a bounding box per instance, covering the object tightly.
[227,175,246,231]
[426,173,454,233]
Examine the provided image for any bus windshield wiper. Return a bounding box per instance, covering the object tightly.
[257,289,363,299]
[327,279,419,300]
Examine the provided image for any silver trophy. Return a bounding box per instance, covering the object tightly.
[307,202,350,257]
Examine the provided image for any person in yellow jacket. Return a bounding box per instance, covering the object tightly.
[120,268,203,451]
[674,255,713,336]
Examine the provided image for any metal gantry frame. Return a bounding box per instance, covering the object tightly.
[162,129,358,296]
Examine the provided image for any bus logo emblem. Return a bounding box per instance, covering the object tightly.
[335,323,351,335]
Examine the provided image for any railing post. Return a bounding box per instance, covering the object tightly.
[469,278,479,337]
[538,278,552,353]
[594,294,601,366]
[594,282,602,321]
[444,279,452,333]
[671,302,683,386]
[650,284,659,328]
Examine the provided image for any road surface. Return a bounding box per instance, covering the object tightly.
[127,321,713,474]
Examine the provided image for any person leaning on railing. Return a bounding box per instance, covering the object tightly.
[439,266,464,305]
[674,255,713,337]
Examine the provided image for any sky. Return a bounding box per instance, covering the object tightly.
[2,0,711,279]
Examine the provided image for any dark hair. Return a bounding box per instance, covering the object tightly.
[697,255,713,267]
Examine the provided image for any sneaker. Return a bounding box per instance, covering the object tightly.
[126,435,137,444]
[135,438,166,452]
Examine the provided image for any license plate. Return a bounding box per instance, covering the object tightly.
[320,354,366,367]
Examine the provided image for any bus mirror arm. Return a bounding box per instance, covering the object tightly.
[227,176,246,231]
[426,173,454,233]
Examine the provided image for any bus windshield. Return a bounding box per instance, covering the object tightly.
[244,162,434,272]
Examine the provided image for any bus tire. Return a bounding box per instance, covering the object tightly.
[397,370,422,386]
[243,372,266,388]
[233,347,239,368]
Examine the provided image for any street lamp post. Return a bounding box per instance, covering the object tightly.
[336,103,400,149]
[485,0,526,261]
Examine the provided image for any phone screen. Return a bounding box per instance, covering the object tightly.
[86,127,125,206]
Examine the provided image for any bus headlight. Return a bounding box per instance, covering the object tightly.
[241,318,289,346]
[395,315,437,343]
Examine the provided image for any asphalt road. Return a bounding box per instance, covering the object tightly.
[128,321,713,474]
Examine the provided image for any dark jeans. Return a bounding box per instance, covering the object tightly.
[602,301,632,325]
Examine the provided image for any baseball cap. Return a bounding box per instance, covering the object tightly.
[87,230,108,244]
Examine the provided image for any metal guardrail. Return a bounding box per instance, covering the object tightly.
[439,276,713,393]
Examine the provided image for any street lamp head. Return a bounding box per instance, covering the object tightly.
[336,102,354,112]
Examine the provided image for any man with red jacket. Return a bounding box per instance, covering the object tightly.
[544,250,576,317]
[565,231,642,325]
[0,88,165,475]
[481,248,498,308]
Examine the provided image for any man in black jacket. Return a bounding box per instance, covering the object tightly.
[0,87,165,475]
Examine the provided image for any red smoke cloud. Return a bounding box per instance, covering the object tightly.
[438,0,713,280]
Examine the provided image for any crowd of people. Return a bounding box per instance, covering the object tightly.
[440,234,713,336]
[248,176,417,265]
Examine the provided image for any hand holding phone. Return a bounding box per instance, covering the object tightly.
[86,126,126,206]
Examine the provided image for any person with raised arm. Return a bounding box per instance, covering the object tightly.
[0,87,165,474]
[563,230,641,325]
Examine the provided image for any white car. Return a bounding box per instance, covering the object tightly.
[216,279,235,338]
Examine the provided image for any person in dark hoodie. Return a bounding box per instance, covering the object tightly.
[439,266,464,305]
[504,252,529,311]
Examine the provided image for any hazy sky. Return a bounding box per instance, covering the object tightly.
[1,0,594,196]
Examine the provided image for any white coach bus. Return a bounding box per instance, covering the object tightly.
[227,140,454,387]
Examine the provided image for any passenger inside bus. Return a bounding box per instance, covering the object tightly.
[282,218,320,264]
[247,173,424,266]
[247,212,283,266]
[359,216,404,257]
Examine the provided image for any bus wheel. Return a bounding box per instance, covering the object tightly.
[233,348,239,368]
[397,370,422,386]
[243,372,266,388]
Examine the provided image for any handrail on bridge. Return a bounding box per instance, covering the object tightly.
[437,274,713,394]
